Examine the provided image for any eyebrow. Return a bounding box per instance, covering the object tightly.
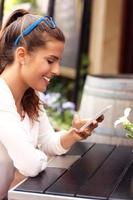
[48,55,61,61]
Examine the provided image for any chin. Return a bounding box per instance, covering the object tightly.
[31,82,48,92]
[36,86,47,93]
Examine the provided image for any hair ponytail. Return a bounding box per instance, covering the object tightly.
[0,9,28,68]
[2,9,29,29]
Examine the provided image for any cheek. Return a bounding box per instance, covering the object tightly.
[37,60,51,74]
[41,65,50,74]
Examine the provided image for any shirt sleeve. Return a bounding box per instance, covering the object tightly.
[37,106,69,156]
[0,111,48,177]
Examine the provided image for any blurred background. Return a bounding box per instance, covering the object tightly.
[2,0,133,189]
[1,0,133,135]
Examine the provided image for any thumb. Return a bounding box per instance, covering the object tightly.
[72,113,80,127]
[73,113,80,120]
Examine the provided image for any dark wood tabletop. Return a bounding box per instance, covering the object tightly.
[8,142,133,200]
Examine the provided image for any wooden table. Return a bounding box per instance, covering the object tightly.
[8,142,133,200]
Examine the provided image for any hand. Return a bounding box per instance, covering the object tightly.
[60,115,104,150]
[71,114,104,141]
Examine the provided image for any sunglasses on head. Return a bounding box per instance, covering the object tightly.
[14,16,56,46]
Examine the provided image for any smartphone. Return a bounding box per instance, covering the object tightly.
[79,105,112,132]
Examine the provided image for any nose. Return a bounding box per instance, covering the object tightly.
[51,63,60,76]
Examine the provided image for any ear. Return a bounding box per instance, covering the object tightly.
[15,47,27,65]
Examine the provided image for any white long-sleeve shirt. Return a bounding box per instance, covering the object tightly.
[0,78,68,177]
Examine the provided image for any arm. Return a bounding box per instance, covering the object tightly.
[37,107,102,155]
[0,111,47,177]
[60,114,104,149]
[38,108,68,156]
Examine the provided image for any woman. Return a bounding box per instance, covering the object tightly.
[0,9,103,199]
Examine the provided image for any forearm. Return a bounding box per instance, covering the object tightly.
[60,123,97,150]
[60,128,78,150]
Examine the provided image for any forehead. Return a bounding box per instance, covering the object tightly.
[37,39,64,56]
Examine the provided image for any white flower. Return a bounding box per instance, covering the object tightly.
[114,108,131,127]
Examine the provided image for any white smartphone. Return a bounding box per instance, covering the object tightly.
[79,105,112,132]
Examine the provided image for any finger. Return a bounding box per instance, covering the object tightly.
[73,113,79,120]
[72,113,80,126]
[77,118,101,139]
[77,131,90,139]
[81,130,92,139]
[69,127,79,134]
[78,127,93,139]
[96,114,104,122]
[88,120,98,130]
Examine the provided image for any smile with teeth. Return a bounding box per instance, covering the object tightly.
[43,76,50,82]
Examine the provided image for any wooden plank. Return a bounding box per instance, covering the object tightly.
[110,160,133,200]
[45,144,115,197]
[15,168,66,194]
[77,146,132,200]
[66,142,94,156]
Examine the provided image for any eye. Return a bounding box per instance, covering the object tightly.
[47,59,54,64]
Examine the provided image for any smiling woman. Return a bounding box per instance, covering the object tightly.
[0,9,103,199]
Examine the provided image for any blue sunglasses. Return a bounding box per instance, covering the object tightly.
[14,16,56,46]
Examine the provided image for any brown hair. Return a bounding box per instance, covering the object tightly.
[0,9,65,121]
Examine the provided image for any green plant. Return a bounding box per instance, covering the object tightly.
[40,92,75,130]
